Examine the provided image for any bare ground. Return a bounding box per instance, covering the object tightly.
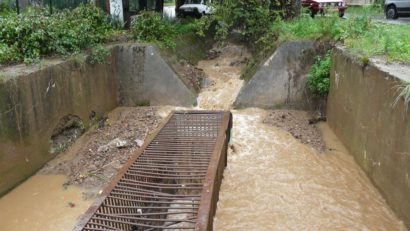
[170,59,206,93]
[263,110,326,153]
[39,107,160,191]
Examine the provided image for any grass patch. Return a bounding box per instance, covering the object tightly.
[164,0,175,7]
[346,5,384,17]
[346,23,410,62]
[275,14,410,63]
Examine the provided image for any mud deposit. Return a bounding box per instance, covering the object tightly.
[172,59,206,92]
[264,110,326,153]
[40,107,160,190]
[0,107,159,231]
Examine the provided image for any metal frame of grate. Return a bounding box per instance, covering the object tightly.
[74,110,232,231]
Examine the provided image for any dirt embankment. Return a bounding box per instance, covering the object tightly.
[263,110,326,153]
[39,107,160,192]
[172,59,206,93]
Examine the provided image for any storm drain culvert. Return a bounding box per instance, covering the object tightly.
[74,110,232,231]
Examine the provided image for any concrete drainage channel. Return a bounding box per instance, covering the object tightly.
[74,111,232,231]
[1,41,409,230]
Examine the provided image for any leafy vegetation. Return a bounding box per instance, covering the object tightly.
[0,0,15,16]
[0,4,116,64]
[131,11,177,49]
[274,14,410,63]
[164,0,175,6]
[200,2,410,77]
[89,44,110,64]
[131,11,207,49]
[209,0,284,52]
[307,51,332,95]
[202,0,297,80]
[346,5,384,17]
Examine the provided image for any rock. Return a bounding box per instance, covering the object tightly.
[97,138,128,152]
[207,49,221,60]
[134,139,144,148]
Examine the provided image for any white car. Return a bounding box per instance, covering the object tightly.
[177,0,214,18]
[385,0,410,19]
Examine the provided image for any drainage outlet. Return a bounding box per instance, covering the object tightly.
[74,110,232,231]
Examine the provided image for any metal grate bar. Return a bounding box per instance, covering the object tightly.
[74,111,232,231]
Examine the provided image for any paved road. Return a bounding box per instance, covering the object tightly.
[373,17,410,25]
[344,13,410,25]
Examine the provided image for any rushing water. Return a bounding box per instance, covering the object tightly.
[0,43,406,231]
[212,109,406,230]
[196,44,406,230]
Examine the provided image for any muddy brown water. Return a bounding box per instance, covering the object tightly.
[197,44,406,230]
[0,43,407,230]
[0,175,93,231]
[213,109,406,230]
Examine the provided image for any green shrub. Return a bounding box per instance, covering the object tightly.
[0,1,14,16]
[0,4,116,64]
[210,0,280,50]
[0,43,20,64]
[173,17,209,37]
[131,11,177,49]
[307,51,332,95]
[89,44,110,64]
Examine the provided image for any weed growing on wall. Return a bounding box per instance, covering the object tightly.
[393,81,410,113]
[307,51,332,95]
[89,44,110,64]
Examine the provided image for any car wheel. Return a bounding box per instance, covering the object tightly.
[177,12,185,18]
[195,12,204,19]
[386,5,398,19]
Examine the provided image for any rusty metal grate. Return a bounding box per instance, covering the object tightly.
[74,111,232,231]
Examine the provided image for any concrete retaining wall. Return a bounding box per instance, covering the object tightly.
[0,43,197,196]
[116,44,197,106]
[234,41,324,109]
[328,46,410,228]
